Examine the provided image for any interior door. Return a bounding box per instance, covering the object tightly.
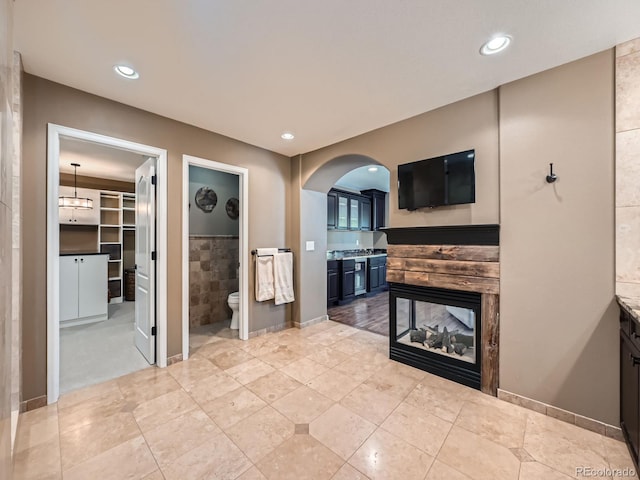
[135,157,156,364]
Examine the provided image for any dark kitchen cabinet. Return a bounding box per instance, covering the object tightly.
[327,260,339,306]
[360,198,371,231]
[621,305,640,472]
[379,260,387,289]
[340,259,355,303]
[367,256,388,293]
[361,189,387,231]
[336,192,349,230]
[327,188,386,231]
[349,198,360,230]
[327,191,337,230]
[368,260,380,291]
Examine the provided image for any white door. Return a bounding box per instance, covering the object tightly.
[135,157,156,364]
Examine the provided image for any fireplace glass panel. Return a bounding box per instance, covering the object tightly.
[396,299,476,364]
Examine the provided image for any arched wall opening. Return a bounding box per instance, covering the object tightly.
[293,153,389,327]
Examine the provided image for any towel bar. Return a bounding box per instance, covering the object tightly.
[251,248,292,256]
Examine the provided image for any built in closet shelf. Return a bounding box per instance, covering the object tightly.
[100,207,120,211]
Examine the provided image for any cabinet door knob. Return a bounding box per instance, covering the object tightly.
[80,258,84,263]
[630,353,640,366]
[74,258,78,263]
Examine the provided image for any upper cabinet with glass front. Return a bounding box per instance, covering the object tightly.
[328,188,386,231]
[349,198,359,229]
[337,193,349,229]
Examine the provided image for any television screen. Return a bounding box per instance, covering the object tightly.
[398,150,475,210]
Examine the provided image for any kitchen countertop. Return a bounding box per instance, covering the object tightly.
[327,249,387,261]
[60,252,110,256]
[617,294,640,324]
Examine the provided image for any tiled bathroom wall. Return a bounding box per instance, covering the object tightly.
[189,236,239,326]
[616,38,640,296]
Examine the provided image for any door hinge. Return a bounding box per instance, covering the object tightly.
[151,326,157,336]
[151,175,157,185]
[151,251,157,261]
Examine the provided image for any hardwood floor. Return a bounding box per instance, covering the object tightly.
[327,291,389,336]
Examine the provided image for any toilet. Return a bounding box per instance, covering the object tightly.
[227,292,240,330]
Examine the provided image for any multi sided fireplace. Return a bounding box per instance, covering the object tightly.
[390,283,482,390]
[384,224,500,395]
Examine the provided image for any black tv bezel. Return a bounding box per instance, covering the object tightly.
[397,149,476,211]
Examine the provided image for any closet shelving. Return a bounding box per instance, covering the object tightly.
[98,192,136,303]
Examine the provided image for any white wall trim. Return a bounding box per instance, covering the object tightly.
[47,124,168,404]
[182,155,249,360]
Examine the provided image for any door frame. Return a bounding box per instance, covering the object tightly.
[47,123,169,404]
[182,154,250,358]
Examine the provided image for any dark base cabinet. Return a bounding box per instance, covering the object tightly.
[339,259,356,304]
[620,304,640,474]
[327,260,339,306]
[367,256,388,293]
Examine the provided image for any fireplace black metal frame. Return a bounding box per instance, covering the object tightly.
[389,283,482,390]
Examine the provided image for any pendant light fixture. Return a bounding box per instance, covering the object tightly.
[59,163,93,209]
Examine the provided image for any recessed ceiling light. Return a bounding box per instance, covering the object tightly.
[480,35,512,55]
[368,167,379,172]
[281,132,295,140]
[114,65,139,79]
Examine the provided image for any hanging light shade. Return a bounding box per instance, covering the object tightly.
[59,163,93,209]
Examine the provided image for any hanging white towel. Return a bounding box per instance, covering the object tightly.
[274,252,295,305]
[255,256,275,301]
[256,248,278,257]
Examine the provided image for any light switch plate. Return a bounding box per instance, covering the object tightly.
[306,241,315,251]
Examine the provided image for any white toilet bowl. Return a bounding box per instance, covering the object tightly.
[228,292,240,330]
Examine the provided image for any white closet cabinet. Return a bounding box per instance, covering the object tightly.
[60,254,109,326]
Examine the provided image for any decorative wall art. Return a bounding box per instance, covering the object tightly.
[194,186,217,213]
[226,197,239,220]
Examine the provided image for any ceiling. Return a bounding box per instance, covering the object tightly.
[59,137,147,182]
[14,1,640,157]
[334,165,390,193]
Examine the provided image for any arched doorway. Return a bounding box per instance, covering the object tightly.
[293,154,390,334]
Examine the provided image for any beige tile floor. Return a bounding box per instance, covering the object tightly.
[13,321,636,480]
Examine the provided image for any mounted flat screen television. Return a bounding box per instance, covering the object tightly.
[398,149,475,210]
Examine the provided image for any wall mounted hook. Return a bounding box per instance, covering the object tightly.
[546,163,557,183]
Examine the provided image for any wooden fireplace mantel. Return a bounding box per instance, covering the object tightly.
[384,225,500,396]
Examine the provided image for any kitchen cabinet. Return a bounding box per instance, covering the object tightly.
[367,255,388,293]
[361,189,387,231]
[340,259,355,303]
[349,198,360,230]
[337,193,349,229]
[360,198,371,231]
[328,188,386,231]
[58,186,101,225]
[327,260,339,306]
[327,191,337,230]
[621,304,640,472]
[60,254,109,326]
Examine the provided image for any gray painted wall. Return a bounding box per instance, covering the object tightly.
[189,165,239,236]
